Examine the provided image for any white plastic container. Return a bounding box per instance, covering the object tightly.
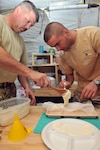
[0,97,30,126]
[17,86,26,98]
[49,76,56,86]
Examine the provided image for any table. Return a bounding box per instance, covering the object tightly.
[0,106,48,150]
[0,106,100,150]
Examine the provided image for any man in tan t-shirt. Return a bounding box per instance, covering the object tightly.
[0,1,51,104]
[44,22,100,107]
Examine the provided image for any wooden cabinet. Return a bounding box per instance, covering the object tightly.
[31,53,59,84]
[32,53,54,65]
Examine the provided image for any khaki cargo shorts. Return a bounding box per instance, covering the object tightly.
[0,83,16,101]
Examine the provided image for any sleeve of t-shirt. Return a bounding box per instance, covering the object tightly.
[19,36,28,65]
[91,27,100,54]
[59,52,73,75]
[0,16,3,44]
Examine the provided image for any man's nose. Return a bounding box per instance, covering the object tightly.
[25,23,31,30]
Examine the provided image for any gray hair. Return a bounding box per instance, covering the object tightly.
[16,0,39,22]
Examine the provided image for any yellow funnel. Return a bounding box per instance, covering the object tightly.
[8,114,32,142]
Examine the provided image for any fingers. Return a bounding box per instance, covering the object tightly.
[29,93,36,105]
[60,80,71,89]
[35,74,51,88]
[30,98,36,105]
[80,89,97,99]
[80,82,98,99]
[25,88,36,105]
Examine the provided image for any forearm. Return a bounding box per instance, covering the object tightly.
[17,75,30,89]
[66,74,74,85]
[93,75,100,80]
[80,75,100,99]
[0,47,51,87]
[18,75,36,105]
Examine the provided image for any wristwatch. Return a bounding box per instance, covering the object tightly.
[93,79,100,86]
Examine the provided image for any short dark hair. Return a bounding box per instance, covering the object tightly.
[16,0,39,22]
[44,22,64,42]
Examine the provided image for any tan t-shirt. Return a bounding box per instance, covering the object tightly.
[59,26,100,95]
[0,15,28,83]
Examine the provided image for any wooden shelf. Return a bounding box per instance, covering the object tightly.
[32,53,54,65]
[31,53,60,84]
[32,63,59,67]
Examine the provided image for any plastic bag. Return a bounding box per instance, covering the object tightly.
[42,101,94,114]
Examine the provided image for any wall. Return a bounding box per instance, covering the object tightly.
[0,0,100,65]
[0,0,100,88]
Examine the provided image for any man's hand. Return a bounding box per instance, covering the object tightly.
[25,87,36,105]
[80,81,98,99]
[59,74,74,89]
[60,80,71,89]
[29,71,51,88]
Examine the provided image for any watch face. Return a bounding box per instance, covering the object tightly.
[94,80,100,85]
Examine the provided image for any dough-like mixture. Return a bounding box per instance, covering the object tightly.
[62,90,71,107]
[52,121,93,136]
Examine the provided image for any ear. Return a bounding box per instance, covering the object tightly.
[63,28,69,34]
[14,7,21,16]
[63,28,69,37]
